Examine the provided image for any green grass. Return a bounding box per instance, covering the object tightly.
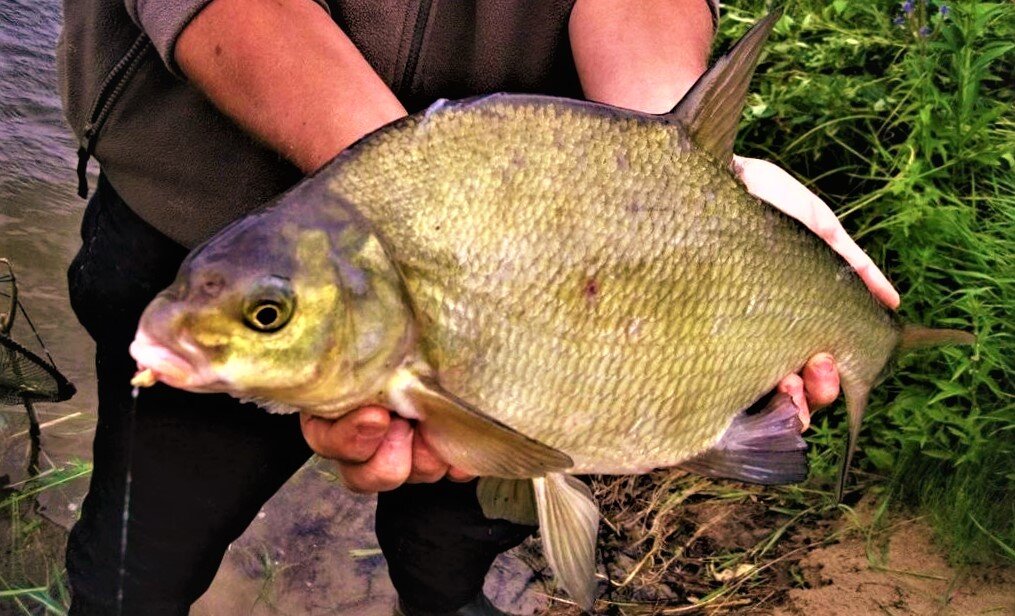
[0,461,89,615]
[724,0,1014,564]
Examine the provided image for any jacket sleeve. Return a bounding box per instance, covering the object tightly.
[125,0,331,76]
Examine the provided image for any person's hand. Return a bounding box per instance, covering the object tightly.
[300,407,475,492]
[778,353,839,432]
[733,155,901,310]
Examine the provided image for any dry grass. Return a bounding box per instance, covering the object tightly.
[525,471,863,614]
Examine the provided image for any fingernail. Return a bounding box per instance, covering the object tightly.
[815,358,834,375]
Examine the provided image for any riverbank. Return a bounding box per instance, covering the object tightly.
[4,467,1011,614]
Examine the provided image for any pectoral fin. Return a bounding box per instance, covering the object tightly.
[388,368,572,478]
[679,392,808,485]
[534,473,600,610]
[477,477,538,526]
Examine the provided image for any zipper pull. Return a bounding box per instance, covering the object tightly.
[76,124,95,199]
[76,145,90,199]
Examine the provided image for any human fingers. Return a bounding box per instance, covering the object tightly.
[733,156,901,310]
[446,466,478,483]
[299,406,390,463]
[777,372,810,432]
[407,432,450,483]
[337,417,414,493]
[410,427,475,483]
[409,431,476,483]
[801,353,840,411]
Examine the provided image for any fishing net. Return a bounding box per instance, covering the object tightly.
[0,332,76,406]
[0,261,76,406]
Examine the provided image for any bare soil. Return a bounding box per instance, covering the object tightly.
[534,472,1014,615]
[776,522,1013,616]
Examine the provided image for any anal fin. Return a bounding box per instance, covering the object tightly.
[679,392,808,485]
[388,368,573,478]
[534,473,600,610]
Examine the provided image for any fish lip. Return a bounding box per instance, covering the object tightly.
[129,328,221,392]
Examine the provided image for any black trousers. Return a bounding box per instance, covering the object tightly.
[65,175,534,615]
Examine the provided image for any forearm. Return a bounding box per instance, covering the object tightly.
[569,0,713,114]
[175,0,406,172]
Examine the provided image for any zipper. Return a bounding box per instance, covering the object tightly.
[394,0,434,97]
[76,34,152,198]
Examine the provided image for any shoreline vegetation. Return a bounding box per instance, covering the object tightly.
[2,0,1012,613]
[725,0,1012,567]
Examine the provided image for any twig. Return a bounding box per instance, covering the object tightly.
[10,412,83,439]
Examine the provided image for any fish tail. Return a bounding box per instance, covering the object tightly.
[836,325,976,500]
[898,325,976,352]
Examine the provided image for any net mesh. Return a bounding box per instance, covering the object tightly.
[0,262,76,406]
[0,332,76,406]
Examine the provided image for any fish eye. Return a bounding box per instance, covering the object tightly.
[242,278,295,333]
[245,301,289,331]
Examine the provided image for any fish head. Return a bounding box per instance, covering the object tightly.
[130,204,415,412]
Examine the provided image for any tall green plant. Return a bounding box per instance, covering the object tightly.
[726,0,1014,563]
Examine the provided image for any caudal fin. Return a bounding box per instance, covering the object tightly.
[836,325,976,500]
[836,383,869,501]
[899,325,976,352]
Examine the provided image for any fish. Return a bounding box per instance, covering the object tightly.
[128,12,974,609]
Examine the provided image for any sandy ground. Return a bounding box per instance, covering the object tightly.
[775,522,1014,616]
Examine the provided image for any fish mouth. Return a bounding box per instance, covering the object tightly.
[128,328,223,392]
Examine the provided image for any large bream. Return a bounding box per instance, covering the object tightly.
[129,13,973,608]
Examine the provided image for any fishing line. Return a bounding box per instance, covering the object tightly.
[116,385,140,616]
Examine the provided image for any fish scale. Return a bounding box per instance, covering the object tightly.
[317,97,899,472]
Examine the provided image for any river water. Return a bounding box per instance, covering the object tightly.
[0,3,543,612]
[1,0,98,525]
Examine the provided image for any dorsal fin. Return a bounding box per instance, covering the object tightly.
[666,10,782,163]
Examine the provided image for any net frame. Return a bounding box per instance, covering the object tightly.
[0,332,77,405]
[0,259,77,406]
